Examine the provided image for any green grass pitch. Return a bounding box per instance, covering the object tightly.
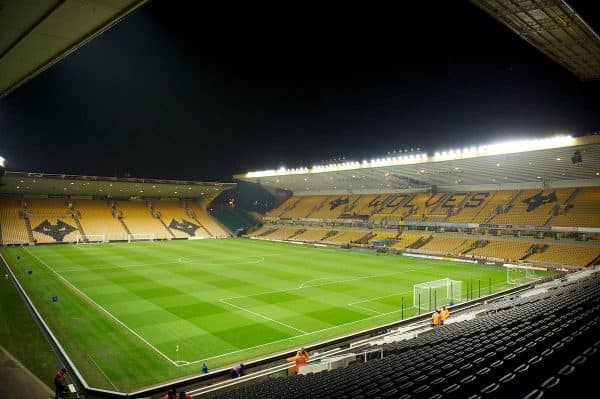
[0,238,554,391]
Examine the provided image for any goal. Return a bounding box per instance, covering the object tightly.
[127,233,156,243]
[506,263,536,285]
[414,278,462,312]
[76,234,106,244]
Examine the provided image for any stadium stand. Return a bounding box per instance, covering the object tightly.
[308,195,351,219]
[211,271,600,399]
[74,199,128,241]
[490,189,573,226]
[115,200,171,240]
[418,236,476,255]
[266,197,302,217]
[287,229,330,242]
[280,196,327,218]
[211,208,258,233]
[404,192,449,222]
[25,198,80,243]
[526,245,600,268]
[186,202,230,238]
[553,187,600,227]
[263,188,597,227]
[321,230,370,246]
[345,194,379,218]
[153,200,209,238]
[261,227,301,241]
[468,240,532,262]
[0,197,29,244]
[391,234,428,250]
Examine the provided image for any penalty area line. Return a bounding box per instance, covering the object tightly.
[219,299,307,334]
[184,302,420,366]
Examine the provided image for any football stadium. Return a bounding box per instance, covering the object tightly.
[1,1,599,399]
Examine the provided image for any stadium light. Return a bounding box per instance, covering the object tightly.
[244,134,574,178]
[0,156,5,167]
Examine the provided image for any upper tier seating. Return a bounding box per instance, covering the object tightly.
[403,192,449,221]
[279,196,326,218]
[307,195,351,219]
[553,187,600,227]
[491,189,573,226]
[265,188,599,228]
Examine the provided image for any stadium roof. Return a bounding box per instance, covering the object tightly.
[0,171,234,198]
[470,0,600,80]
[0,0,148,99]
[235,135,600,193]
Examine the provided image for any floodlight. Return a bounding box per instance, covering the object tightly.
[0,156,5,168]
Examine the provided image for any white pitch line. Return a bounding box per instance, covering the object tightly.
[88,354,118,391]
[348,289,413,305]
[178,255,266,266]
[219,299,307,334]
[220,270,409,301]
[23,247,177,366]
[177,252,282,264]
[349,304,384,315]
[299,277,330,288]
[185,303,420,365]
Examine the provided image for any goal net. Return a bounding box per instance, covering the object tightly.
[414,278,462,312]
[128,233,156,243]
[506,263,536,285]
[76,234,106,244]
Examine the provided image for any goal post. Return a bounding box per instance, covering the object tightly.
[413,278,462,312]
[76,234,106,244]
[127,233,156,243]
[506,263,536,285]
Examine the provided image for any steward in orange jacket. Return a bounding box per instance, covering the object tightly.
[286,348,309,375]
[432,310,442,326]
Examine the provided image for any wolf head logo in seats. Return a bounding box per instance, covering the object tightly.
[522,191,557,212]
[33,219,77,241]
[169,219,199,236]
[329,197,349,210]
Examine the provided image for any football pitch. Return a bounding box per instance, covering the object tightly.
[0,238,554,391]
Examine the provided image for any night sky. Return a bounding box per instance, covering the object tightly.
[1,1,599,181]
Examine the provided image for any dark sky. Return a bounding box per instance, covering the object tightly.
[1,1,599,181]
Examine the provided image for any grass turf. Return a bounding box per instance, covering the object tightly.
[0,261,58,389]
[0,238,554,391]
